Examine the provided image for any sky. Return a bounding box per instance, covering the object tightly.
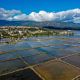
[0,0,80,23]
[0,0,80,14]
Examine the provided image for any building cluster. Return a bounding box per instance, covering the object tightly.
[0,26,74,43]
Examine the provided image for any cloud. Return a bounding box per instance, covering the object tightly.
[0,8,80,23]
[13,14,28,20]
[0,8,21,20]
[28,11,55,21]
[73,17,80,23]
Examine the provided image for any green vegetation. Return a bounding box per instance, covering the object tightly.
[0,26,74,44]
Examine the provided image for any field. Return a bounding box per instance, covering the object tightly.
[34,60,80,80]
[0,30,80,80]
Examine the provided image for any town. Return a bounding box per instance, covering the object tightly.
[0,26,74,44]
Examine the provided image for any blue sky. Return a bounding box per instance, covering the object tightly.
[0,0,80,23]
[0,0,80,14]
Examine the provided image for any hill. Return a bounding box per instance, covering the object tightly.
[0,20,80,30]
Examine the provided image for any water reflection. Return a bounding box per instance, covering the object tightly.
[0,30,80,63]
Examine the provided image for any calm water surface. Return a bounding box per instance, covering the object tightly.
[0,30,80,62]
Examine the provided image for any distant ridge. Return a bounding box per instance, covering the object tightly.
[0,20,36,26]
[0,20,80,30]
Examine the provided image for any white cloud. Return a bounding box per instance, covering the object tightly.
[73,17,80,23]
[23,11,57,21]
[0,8,80,23]
[0,8,21,20]
[13,14,28,20]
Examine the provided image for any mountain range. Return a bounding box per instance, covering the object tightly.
[0,20,80,30]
